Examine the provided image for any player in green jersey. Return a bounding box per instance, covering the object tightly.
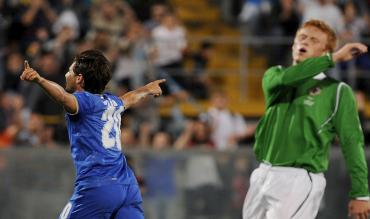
[242,20,370,219]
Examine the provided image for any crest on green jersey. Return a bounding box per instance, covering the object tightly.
[309,87,321,96]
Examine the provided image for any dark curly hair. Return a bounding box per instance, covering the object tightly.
[73,50,111,94]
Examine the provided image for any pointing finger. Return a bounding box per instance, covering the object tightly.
[156,79,166,84]
[24,60,30,69]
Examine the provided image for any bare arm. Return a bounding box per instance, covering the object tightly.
[332,42,368,63]
[120,79,166,109]
[20,61,77,114]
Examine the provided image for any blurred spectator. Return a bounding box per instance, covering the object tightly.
[176,115,223,219]
[185,41,213,99]
[144,3,169,32]
[137,122,152,147]
[301,0,344,34]
[192,41,214,75]
[152,12,187,74]
[44,5,80,62]
[174,118,214,149]
[207,91,252,150]
[86,0,136,61]
[126,99,162,147]
[143,132,178,219]
[53,8,79,40]
[338,2,370,133]
[265,0,301,65]
[89,0,135,41]
[114,21,151,90]
[88,28,115,54]
[182,149,223,219]
[341,1,367,42]
[238,0,272,35]
[15,113,44,147]
[0,92,26,147]
[2,51,24,92]
[151,12,188,100]
[121,126,138,148]
[17,0,57,46]
[274,0,301,36]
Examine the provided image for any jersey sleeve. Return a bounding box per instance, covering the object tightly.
[113,95,125,110]
[72,92,95,115]
[263,54,334,94]
[333,84,369,198]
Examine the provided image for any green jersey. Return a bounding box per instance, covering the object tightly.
[254,54,369,198]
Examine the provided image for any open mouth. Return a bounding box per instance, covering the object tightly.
[299,48,307,53]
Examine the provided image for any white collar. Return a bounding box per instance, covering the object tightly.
[313,72,326,80]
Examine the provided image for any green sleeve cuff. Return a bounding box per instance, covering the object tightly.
[326,53,335,67]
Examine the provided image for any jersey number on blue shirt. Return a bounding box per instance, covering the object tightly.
[101,98,124,150]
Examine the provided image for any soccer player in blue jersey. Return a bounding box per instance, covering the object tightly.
[20,50,165,219]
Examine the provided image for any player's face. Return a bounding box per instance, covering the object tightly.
[65,63,77,93]
[292,26,329,64]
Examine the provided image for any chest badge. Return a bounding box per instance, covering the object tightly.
[309,87,321,96]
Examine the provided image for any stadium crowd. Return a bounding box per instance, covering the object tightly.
[0,0,256,149]
[0,0,370,149]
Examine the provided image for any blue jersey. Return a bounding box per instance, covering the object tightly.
[65,91,136,191]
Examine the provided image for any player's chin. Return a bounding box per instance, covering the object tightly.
[295,55,309,63]
[65,87,75,93]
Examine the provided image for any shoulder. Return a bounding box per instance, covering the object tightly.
[322,80,355,100]
[71,91,96,114]
[265,65,283,74]
[103,93,124,107]
[263,65,283,80]
[73,91,93,98]
[324,79,351,91]
[336,82,355,97]
[321,78,348,95]
[73,91,101,103]
[266,65,283,73]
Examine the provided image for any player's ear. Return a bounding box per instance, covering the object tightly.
[321,47,330,56]
[76,74,84,86]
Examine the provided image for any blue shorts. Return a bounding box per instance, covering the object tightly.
[59,184,143,219]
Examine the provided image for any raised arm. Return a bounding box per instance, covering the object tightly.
[120,79,166,109]
[263,43,368,106]
[20,60,78,114]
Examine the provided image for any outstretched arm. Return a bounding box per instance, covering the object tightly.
[120,79,166,109]
[20,61,78,114]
